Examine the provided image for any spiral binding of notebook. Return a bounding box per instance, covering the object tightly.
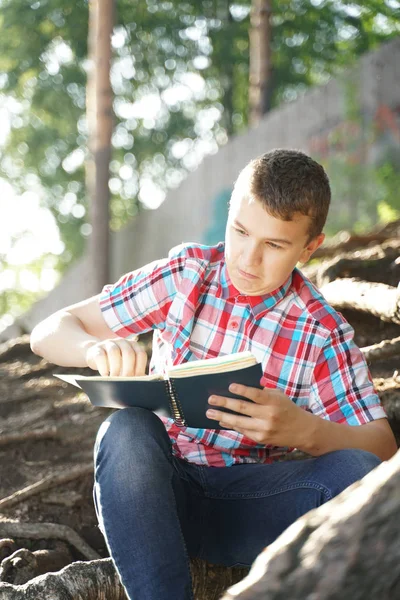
[164,379,187,427]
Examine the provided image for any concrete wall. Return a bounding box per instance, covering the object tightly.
[112,37,400,274]
[2,38,399,342]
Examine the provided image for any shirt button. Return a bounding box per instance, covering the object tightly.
[229,320,239,329]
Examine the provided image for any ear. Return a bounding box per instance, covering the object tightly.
[299,233,325,265]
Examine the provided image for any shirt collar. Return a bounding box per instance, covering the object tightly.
[218,262,292,319]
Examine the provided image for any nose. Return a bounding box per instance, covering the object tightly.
[242,243,262,267]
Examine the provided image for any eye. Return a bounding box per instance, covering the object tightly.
[234,227,247,236]
[267,241,283,250]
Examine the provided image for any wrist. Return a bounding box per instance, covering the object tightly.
[295,409,324,455]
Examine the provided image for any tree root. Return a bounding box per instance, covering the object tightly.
[221,449,400,600]
[0,337,31,363]
[0,427,60,448]
[314,234,391,260]
[316,241,400,287]
[0,464,93,511]
[0,555,250,600]
[361,335,400,362]
[0,391,48,406]
[0,405,55,437]
[0,558,125,600]
[313,224,400,260]
[0,541,17,562]
[0,542,73,585]
[18,362,57,381]
[0,523,100,561]
[320,278,400,324]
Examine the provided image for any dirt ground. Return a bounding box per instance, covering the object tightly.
[0,305,399,571]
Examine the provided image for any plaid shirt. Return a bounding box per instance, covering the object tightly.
[100,242,386,467]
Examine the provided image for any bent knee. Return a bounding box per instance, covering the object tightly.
[95,407,168,457]
[103,406,162,435]
[317,448,381,496]
[330,448,381,474]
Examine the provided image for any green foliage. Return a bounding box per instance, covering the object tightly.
[315,74,400,236]
[0,252,60,332]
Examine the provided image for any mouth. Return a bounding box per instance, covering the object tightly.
[238,268,259,280]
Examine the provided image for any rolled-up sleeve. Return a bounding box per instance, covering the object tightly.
[99,247,186,337]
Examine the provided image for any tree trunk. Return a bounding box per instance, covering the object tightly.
[86,0,114,294]
[216,0,235,136]
[224,3,234,137]
[248,0,272,126]
[221,449,400,600]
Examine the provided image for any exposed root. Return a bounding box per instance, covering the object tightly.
[0,464,93,511]
[0,428,60,448]
[0,522,100,561]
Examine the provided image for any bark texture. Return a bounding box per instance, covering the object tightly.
[361,335,400,362]
[0,557,248,599]
[222,449,400,600]
[248,0,273,124]
[320,278,400,324]
[313,218,400,260]
[0,558,125,600]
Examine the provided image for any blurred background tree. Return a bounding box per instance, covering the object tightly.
[86,0,114,291]
[0,0,399,326]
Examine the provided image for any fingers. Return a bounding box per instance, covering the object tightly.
[121,340,147,376]
[86,344,110,376]
[208,394,257,417]
[107,340,123,376]
[228,383,266,403]
[85,338,147,377]
[207,390,266,432]
[131,341,147,376]
[207,408,262,433]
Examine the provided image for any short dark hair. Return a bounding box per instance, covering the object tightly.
[233,149,331,241]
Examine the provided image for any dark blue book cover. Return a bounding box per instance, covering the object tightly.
[57,360,263,430]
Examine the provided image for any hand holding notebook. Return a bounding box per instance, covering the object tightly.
[55,351,263,429]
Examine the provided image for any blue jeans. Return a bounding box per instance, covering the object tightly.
[93,407,381,600]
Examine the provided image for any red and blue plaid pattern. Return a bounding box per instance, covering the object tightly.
[100,242,386,466]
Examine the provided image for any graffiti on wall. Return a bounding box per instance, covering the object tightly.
[202,189,231,246]
[308,103,400,163]
[307,103,400,233]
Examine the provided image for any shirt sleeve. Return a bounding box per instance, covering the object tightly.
[99,246,187,337]
[309,321,387,425]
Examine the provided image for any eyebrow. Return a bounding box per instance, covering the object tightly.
[233,219,293,246]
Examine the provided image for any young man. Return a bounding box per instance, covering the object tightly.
[31,149,397,600]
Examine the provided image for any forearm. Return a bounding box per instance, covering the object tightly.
[298,411,398,462]
[30,311,98,367]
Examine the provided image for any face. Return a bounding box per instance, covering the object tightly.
[224,194,325,296]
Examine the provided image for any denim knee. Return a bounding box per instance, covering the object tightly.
[96,406,165,449]
[94,407,172,470]
[327,447,381,473]
[342,447,381,476]
[316,448,381,497]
